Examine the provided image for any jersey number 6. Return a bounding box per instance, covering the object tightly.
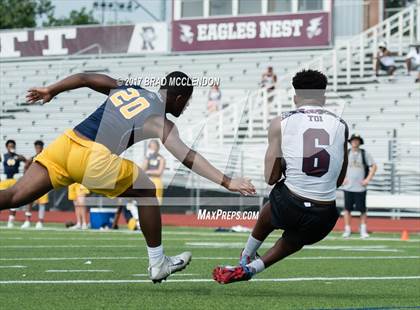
[302,128,330,177]
[110,88,150,120]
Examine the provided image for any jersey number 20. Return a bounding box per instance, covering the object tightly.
[110,88,150,119]
[302,128,330,177]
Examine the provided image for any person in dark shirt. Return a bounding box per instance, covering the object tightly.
[0,140,26,228]
[0,71,256,282]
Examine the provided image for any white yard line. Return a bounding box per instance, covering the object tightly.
[0,255,418,261]
[1,227,419,242]
[0,276,419,284]
[45,270,112,273]
[0,265,26,268]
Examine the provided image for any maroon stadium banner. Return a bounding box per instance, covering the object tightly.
[172,12,331,52]
[0,23,168,58]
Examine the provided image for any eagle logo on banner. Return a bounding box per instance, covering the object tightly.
[306,16,323,39]
[179,24,194,44]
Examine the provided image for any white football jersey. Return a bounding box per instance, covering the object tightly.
[281,105,347,201]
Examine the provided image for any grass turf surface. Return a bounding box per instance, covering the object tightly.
[0,224,419,310]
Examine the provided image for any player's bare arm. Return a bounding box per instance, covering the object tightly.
[26,73,118,104]
[337,124,349,187]
[264,117,283,185]
[145,116,256,196]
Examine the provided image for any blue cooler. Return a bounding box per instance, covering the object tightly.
[90,208,117,229]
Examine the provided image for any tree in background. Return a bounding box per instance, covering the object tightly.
[0,0,98,29]
[43,7,98,27]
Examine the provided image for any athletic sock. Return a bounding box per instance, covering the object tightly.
[38,205,45,220]
[243,235,262,257]
[360,224,367,234]
[247,258,265,275]
[147,244,164,266]
[8,215,15,223]
[344,225,351,233]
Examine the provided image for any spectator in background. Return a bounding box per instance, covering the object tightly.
[143,140,166,205]
[261,66,277,102]
[0,140,26,228]
[68,183,90,229]
[375,42,397,77]
[207,84,221,113]
[21,140,48,229]
[405,44,420,83]
[342,134,377,239]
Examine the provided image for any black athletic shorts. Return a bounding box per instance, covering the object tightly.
[344,190,367,213]
[269,180,339,246]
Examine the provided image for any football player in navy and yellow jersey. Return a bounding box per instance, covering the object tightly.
[0,71,256,282]
[0,139,26,228]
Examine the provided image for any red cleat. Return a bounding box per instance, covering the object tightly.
[213,265,254,284]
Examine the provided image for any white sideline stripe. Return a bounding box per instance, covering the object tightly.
[1,227,419,242]
[185,243,402,252]
[0,276,419,284]
[45,270,112,273]
[0,256,418,261]
[0,265,26,269]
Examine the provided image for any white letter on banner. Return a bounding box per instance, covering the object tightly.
[34,28,77,56]
[0,31,28,58]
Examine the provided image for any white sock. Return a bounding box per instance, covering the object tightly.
[8,215,15,222]
[360,224,367,233]
[147,245,164,266]
[38,205,45,220]
[243,235,262,257]
[344,225,351,232]
[247,258,265,274]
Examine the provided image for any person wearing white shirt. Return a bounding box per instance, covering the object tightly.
[405,44,420,83]
[375,42,397,77]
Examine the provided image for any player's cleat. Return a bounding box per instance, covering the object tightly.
[360,231,370,239]
[81,223,88,230]
[21,221,31,229]
[342,231,351,238]
[35,222,43,229]
[239,249,260,266]
[69,223,81,230]
[148,252,192,283]
[6,221,14,228]
[213,265,254,284]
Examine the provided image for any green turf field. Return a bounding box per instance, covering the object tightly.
[0,224,419,310]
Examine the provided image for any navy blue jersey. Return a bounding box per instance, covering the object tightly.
[146,152,163,171]
[2,153,23,179]
[75,86,165,154]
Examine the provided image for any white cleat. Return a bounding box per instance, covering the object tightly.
[6,221,14,228]
[360,232,370,239]
[35,222,43,229]
[81,223,89,230]
[342,231,351,238]
[148,252,192,283]
[69,223,81,230]
[21,221,31,229]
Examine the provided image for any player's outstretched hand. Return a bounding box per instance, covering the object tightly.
[228,177,256,196]
[26,87,53,104]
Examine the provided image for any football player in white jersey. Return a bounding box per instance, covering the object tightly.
[213,70,349,284]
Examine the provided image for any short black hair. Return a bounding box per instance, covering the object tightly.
[34,140,44,147]
[5,140,16,147]
[292,69,328,99]
[161,71,193,99]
